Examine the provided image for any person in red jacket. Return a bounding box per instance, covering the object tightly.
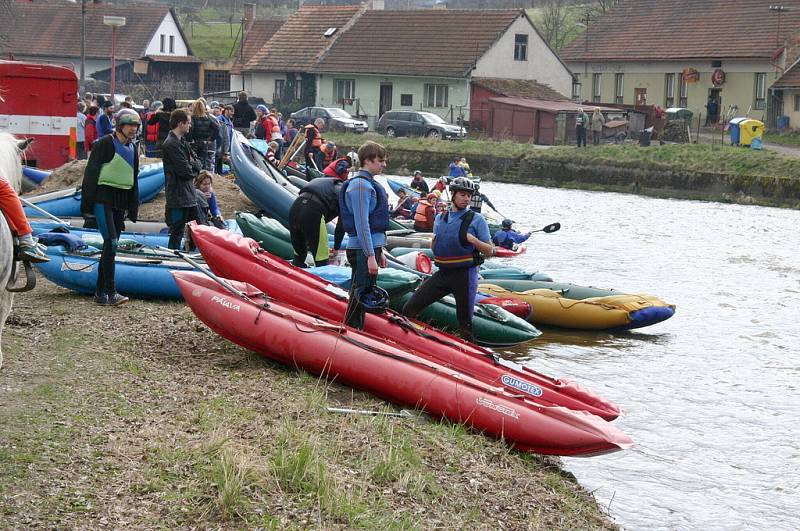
[144,101,162,157]
[84,105,99,154]
[322,154,353,180]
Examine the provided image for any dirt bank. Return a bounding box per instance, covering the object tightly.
[0,280,616,529]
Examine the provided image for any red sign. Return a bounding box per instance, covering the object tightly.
[711,69,726,86]
[682,68,700,83]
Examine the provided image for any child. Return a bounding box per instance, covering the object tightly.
[391,188,414,219]
[193,171,225,229]
[491,219,531,250]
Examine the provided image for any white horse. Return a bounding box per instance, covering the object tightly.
[0,132,25,369]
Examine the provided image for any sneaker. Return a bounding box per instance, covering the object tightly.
[94,293,108,305]
[17,242,50,263]
[106,293,129,306]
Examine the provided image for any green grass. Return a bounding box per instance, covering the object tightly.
[186,22,240,60]
[763,130,800,147]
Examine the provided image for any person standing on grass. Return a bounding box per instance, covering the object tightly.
[591,107,605,146]
[402,177,494,342]
[339,141,390,329]
[162,109,202,250]
[80,109,142,306]
[576,108,589,148]
[233,91,256,135]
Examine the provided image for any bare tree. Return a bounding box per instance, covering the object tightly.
[538,0,582,51]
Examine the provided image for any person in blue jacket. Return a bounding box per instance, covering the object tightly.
[402,177,495,341]
[96,100,115,138]
[339,141,389,329]
[448,156,467,178]
[491,219,531,249]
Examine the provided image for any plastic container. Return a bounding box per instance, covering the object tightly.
[728,117,748,145]
[739,119,765,147]
[777,115,790,130]
[751,137,763,150]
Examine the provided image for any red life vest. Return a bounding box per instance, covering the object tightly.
[323,157,349,179]
[145,112,159,142]
[413,199,435,230]
[304,124,322,148]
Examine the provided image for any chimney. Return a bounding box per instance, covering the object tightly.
[243,3,256,25]
[371,0,385,9]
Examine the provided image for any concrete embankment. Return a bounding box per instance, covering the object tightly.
[378,148,800,209]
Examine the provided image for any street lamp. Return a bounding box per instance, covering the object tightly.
[769,5,787,48]
[103,15,126,102]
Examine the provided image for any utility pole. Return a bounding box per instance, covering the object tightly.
[769,5,786,48]
[80,0,86,82]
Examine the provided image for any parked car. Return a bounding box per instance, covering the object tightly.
[376,110,466,139]
[290,107,368,133]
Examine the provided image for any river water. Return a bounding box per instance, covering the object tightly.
[459,181,800,530]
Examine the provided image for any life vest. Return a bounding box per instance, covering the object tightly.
[299,177,342,221]
[469,188,483,212]
[304,124,322,148]
[339,170,390,238]
[491,230,514,249]
[323,157,349,180]
[433,209,483,269]
[145,112,159,142]
[97,136,135,190]
[413,199,435,230]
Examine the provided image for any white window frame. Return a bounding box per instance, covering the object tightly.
[159,34,165,53]
[592,73,602,103]
[614,73,624,105]
[679,76,688,107]
[665,73,675,107]
[755,73,767,110]
[169,35,175,54]
[424,84,449,108]
[514,34,528,61]
[334,79,355,103]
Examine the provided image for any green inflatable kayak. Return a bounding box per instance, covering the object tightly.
[482,279,622,300]
[236,212,296,260]
[391,292,541,347]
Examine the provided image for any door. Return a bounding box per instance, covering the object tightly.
[379,83,393,118]
[708,88,722,125]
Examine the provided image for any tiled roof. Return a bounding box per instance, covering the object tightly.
[313,9,521,77]
[240,19,285,66]
[472,77,567,101]
[773,60,800,88]
[243,5,363,73]
[8,1,179,61]
[560,0,800,62]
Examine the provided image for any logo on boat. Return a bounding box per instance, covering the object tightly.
[501,375,543,397]
[476,397,519,419]
[61,261,93,273]
[211,295,241,312]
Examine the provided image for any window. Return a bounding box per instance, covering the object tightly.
[203,70,230,94]
[334,79,355,103]
[592,73,602,103]
[712,60,722,68]
[400,94,413,106]
[614,73,624,104]
[572,75,581,100]
[755,73,767,110]
[794,94,800,112]
[159,34,165,53]
[323,27,338,37]
[424,84,448,107]
[665,73,675,107]
[169,35,175,54]
[514,34,528,61]
[274,79,285,101]
[679,76,688,107]
[294,79,302,101]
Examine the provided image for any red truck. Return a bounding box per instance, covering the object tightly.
[0,60,78,169]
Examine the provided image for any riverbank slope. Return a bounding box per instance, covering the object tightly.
[328,134,800,209]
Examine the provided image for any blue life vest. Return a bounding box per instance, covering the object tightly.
[433,209,481,269]
[492,229,514,249]
[339,170,390,237]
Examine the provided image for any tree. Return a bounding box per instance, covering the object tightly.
[537,0,583,51]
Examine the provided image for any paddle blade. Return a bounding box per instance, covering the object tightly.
[542,222,561,233]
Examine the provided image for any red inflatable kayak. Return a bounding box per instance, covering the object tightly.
[189,224,622,421]
[477,296,532,320]
[494,244,527,258]
[174,271,633,456]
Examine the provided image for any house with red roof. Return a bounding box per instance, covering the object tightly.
[4,1,200,99]
[559,0,800,127]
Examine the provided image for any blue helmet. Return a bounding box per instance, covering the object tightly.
[502,219,514,229]
[355,285,390,314]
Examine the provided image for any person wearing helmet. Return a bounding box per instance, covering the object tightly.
[409,170,429,194]
[80,108,142,306]
[412,192,437,232]
[340,141,390,329]
[322,153,354,180]
[402,176,494,342]
[492,219,531,250]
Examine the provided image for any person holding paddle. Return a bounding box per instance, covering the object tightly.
[402,177,494,342]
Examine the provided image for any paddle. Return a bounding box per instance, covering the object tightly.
[19,197,71,226]
[532,222,561,234]
[481,194,510,220]
[158,245,254,301]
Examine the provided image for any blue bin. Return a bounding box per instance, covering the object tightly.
[729,117,747,145]
[777,115,790,129]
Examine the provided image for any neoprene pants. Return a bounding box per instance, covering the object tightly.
[167,207,196,250]
[94,203,125,296]
[288,197,329,267]
[344,247,382,330]
[0,179,32,236]
[402,266,479,342]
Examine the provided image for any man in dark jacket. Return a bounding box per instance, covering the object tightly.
[162,109,202,249]
[288,176,345,267]
[80,108,141,306]
[232,91,256,134]
[147,97,176,157]
[96,100,114,138]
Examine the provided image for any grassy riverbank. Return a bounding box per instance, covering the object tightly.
[0,281,616,529]
[762,130,800,147]
[328,133,800,180]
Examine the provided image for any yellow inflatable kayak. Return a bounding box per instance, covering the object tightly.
[478,284,675,331]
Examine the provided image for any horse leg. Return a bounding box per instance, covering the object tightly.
[0,291,12,370]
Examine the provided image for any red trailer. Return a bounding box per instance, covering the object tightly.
[0,61,78,169]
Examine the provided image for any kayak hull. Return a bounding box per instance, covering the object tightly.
[175,272,632,456]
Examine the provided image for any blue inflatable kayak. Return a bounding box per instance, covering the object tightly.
[22,163,165,217]
[34,244,194,300]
